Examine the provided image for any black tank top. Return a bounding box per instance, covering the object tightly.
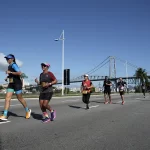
[8,63,22,85]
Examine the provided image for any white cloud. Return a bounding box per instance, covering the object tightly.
[0,53,23,71]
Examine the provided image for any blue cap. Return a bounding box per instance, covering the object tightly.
[4,54,15,59]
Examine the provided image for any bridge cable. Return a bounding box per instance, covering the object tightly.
[88,60,109,75]
[74,56,110,79]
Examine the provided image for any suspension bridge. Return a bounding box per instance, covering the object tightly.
[56,56,149,85]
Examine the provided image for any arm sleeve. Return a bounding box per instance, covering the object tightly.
[48,72,56,81]
[12,64,20,72]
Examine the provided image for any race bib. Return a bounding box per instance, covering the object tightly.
[119,86,124,91]
[82,90,88,94]
[41,82,46,87]
[9,78,14,83]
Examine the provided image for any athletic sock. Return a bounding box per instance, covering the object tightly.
[4,110,8,117]
[25,107,29,112]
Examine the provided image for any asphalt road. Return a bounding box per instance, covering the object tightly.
[0,93,150,150]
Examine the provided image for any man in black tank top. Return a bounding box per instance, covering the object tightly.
[35,62,57,123]
[103,76,112,104]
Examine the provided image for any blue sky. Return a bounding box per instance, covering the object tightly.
[0,0,150,84]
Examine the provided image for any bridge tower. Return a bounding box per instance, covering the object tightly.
[109,56,116,79]
[109,56,117,92]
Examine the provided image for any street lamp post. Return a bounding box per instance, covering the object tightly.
[55,30,65,96]
[125,60,128,92]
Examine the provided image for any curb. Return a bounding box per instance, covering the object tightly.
[0,93,129,101]
[0,95,101,101]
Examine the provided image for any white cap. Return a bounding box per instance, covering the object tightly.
[84,74,88,77]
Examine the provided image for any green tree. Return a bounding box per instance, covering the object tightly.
[91,87,95,93]
[135,68,148,84]
[64,87,70,94]
[21,73,28,79]
[135,68,148,92]
[0,85,3,90]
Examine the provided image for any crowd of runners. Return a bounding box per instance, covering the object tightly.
[81,75,126,109]
[0,54,56,123]
[0,54,149,123]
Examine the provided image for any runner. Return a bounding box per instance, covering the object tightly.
[103,76,112,104]
[117,78,126,105]
[81,74,94,109]
[35,62,57,123]
[141,83,146,98]
[148,85,150,95]
[0,54,31,120]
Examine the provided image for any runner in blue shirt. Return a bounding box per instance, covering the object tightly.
[0,54,31,120]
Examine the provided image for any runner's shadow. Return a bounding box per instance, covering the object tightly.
[91,101,118,104]
[140,100,150,102]
[0,111,25,118]
[68,105,86,110]
[31,112,43,120]
[91,101,104,104]
[8,111,25,118]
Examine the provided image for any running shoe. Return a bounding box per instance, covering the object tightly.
[122,101,125,105]
[104,101,108,104]
[42,117,50,123]
[26,109,31,119]
[86,104,89,109]
[0,115,7,121]
[51,110,56,121]
[109,101,112,104]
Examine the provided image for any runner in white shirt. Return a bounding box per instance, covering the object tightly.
[117,78,126,105]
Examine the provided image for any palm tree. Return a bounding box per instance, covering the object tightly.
[20,73,28,79]
[135,68,148,92]
[135,68,148,84]
[20,73,28,88]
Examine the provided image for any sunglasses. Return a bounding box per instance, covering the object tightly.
[41,65,47,67]
[6,58,11,60]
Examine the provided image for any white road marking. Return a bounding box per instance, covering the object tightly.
[136,96,149,99]
[61,99,80,102]
[89,105,99,108]
[0,120,11,124]
[0,104,21,108]
[116,101,123,104]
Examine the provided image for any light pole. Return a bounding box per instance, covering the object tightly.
[125,60,128,91]
[55,30,65,96]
